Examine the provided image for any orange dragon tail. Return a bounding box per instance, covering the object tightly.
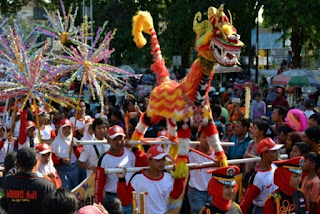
[132,11,169,84]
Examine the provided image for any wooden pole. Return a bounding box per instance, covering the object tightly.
[9,99,19,136]
[132,191,138,214]
[68,77,84,159]
[2,99,9,124]
[140,192,145,214]
[33,98,42,144]
[7,99,19,155]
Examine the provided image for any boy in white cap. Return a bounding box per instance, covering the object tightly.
[240,137,283,214]
[117,145,185,214]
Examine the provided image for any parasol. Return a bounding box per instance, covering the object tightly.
[273,69,320,87]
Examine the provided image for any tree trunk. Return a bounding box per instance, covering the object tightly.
[290,29,302,68]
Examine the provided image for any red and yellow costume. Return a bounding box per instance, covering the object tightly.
[131,5,243,178]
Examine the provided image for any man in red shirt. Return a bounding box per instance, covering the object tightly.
[272,87,289,110]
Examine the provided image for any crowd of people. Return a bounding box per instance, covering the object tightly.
[0,70,319,214]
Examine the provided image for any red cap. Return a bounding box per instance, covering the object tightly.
[37,107,45,115]
[257,137,283,154]
[276,87,283,94]
[207,166,240,186]
[108,125,125,139]
[156,130,169,141]
[59,119,72,128]
[273,156,304,174]
[146,145,168,160]
[35,143,52,154]
[26,121,36,129]
[85,117,95,125]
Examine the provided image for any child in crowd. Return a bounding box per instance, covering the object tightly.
[222,124,235,143]
[42,188,78,214]
[80,117,95,141]
[290,141,311,158]
[301,152,320,213]
[36,107,56,144]
[284,132,302,156]
[188,129,216,213]
[0,125,15,163]
[69,101,91,139]
[78,118,109,177]
[95,125,147,213]
[51,119,82,190]
[244,118,275,172]
[18,108,40,149]
[264,156,307,213]
[117,145,185,214]
[199,166,242,213]
[302,127,320,154]
[241,137,283,214]
[35,143,62,188]
[307,113,320,127]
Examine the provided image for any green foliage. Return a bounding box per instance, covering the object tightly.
[262,0,320,68]
[38,0,263,68]
[0,0,31,14]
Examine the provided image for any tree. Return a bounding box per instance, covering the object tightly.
[0,0,31,15]
[40,0,261,69]
[262,0,320,68]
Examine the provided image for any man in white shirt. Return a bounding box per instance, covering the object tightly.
[78,118,110,177]
[188,129,216,213]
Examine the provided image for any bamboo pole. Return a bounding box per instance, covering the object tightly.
[78,140,235,147]
[9,99,19,136]
[68,77,84,159]
[140,192,145,214]
[33,98,42,144]
[2,99,9,124]
[132,191,138,214]
[103,155,288,174]
[7,99,19,155]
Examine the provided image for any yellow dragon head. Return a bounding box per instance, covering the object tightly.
[193,4,244,67]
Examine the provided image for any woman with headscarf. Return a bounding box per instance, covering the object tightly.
[199,166,242,214]
[263,156,307,214]
[297,94,308,111]
[51,119,81,190]
[35,143,62,188]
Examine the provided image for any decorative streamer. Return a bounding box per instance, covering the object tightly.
[244,86,251,119]
[0,23,78,112]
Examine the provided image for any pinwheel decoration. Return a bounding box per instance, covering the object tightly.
[0,23,79,112]
[36,0,79,45]
[54,17,138,110]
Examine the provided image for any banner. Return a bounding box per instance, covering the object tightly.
[72,172,96,208]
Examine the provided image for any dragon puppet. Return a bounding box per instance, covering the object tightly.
[131,5,243,178]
